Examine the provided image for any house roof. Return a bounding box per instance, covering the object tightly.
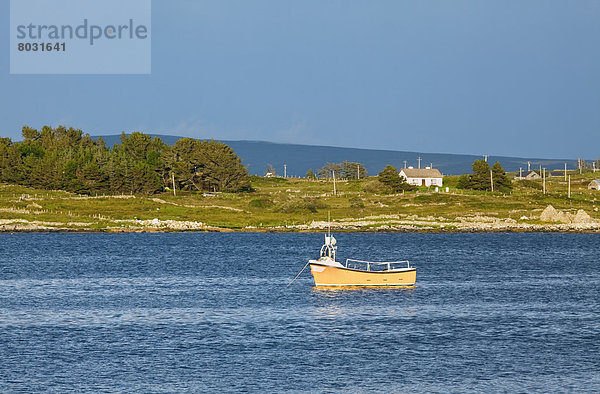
[514,171,540,178]
[400,168,443,178]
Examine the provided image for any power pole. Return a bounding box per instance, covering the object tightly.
[564,163,567,181]
[490,170,494,192]
[284,164,287,178]
[357,164,360,180]
[519,167,522,179]
[528,161,531,171]
[543,168,546,194]
[568,175,571,198]
[172,172,176,197]
[403,160,407,169]
[417,157,422,169]
[484,155,488,162]
[332,170,337,196]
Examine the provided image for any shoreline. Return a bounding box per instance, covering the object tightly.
[2,225,600,234]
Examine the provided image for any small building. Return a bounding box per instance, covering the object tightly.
[514,171,541,180]
[588,180,600,190]
[399,167,443,187]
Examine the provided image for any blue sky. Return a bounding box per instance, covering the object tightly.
[1,0,599,158]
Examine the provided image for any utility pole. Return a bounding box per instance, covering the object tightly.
[484,155,488,162]
[564,163,567,181]
[284,164,287,178]
[430,163,433,169]
[417,157,422,169]
[332,170,337,196]
[528,161,531,172]
[357,164,360,180]
[519,167,522,179]
[490,170,494,192]
[543,168,546,194]
[568,175,571,198]
[403,160,407,169]
[172,172,176,197]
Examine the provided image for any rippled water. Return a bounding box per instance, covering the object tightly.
[0,233,599,392]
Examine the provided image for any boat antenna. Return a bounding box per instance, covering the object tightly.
[328,211,331,238]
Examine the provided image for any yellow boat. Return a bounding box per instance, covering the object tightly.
[309,234,416,287]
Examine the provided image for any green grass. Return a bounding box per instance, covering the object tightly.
[1,171,599,231]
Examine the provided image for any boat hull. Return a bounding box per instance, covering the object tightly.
[309,263,416,286]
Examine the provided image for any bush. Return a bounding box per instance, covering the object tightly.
[349,197,365,208]
[456,174,471,189]
[363,179,391,194]
[277,197,327,213]
[249,197,274,208]
[516,179,542,190]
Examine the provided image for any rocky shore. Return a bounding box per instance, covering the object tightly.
[2,205,599,233]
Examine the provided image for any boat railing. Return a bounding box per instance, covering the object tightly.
[344,259,411,272]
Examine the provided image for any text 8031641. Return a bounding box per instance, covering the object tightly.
[18,42,66,52]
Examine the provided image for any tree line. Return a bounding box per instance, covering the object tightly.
[304,161,368,180]
[0,126,251,195]
[457,159,512,192]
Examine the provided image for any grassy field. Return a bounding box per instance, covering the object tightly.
[1,172,599,232]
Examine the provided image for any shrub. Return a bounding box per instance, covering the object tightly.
[363,179,391,194]
[516,179,542,190]
[277,197,327,213]
[249,198,274,208]
[349,197,365,208]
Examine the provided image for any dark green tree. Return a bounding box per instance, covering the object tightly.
[171,138,250,192]
[469,159,491,190]
[378,165,415,192]
[491,161,512,192]
[457,160,511,192]
[0,126,250,195]
[340,161,367,179]
[456,174,471,189]
[305,168,317,179]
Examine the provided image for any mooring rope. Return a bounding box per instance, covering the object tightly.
[287,261,310,287]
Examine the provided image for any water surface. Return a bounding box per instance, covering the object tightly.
[1,233,599,392]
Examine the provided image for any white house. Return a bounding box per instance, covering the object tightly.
[399,167,443,187]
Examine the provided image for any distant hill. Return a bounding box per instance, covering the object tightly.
[96,134,577,176]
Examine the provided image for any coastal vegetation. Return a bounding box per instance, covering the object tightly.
[0,126,250,195]
[1,126,599,232]
[457,159,512,192]
[1,170,599,232]
[377,165,416,192]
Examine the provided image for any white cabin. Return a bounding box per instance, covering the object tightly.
[399,167,443,187]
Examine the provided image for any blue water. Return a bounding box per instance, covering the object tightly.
[0,233,599,392]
